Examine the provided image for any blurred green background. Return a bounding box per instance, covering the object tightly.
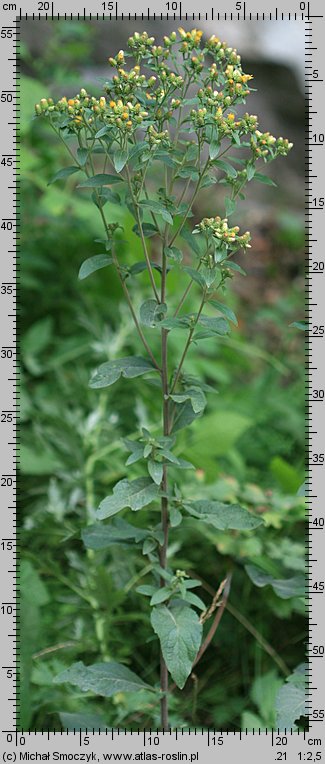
[20,20,306,731]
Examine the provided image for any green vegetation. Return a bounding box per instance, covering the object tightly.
[21,23,306,731]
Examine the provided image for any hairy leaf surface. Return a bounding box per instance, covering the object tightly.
[54,661,156,697]
[150,604,202,689]
[96,478,159,519]
[89,356,158,389]
[183,500,264,531]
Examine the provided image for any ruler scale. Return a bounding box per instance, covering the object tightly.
[0,0,323,758]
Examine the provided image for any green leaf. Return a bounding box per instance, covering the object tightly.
[183,592,206,611]
[150,587,172,606]
[214,159,237,178]
[164,246,183,263]
[153,150,180,168]
[180,228,201,256]
[225,197,236,217]
[81,518,148,549]
[142,537,157,555]
[177,166,199,180]
[289,321,307,331]
[199,265,218,288]
[78,255,113,280]
[54,661,156,697]
[200,173,217,188]
[170,387,206,414]
[172,400,202,433]
[183,501,264,531]
[148,460,163,485]
[78,173,122,188]
[140,299,167,327]
[113,149,128,173]
[208,299,238,325]
[275,664,307,730]
[95,188,121,206]
[182,266,206,289]
[245,565,305,599]
[246,163,255,181]
[59,712,107,732]
[132,222,159,238]
[89,356,158,389]
[209,140,220,160]
[159,316,191,331]
[76,148,89,166]
[129,261,162,276]
[169,507,182,527]
[48,166,80,185]
[150,604,202,689]
[95,125,111,139]
[226,261,247,275]
[254,172,277,187]
[139,199,173,225]
[124,439,144,466]
[185,144,199,161]
[128,141,148,162]
[136,585,156,596]
[197,316,230,336]
[96,478,159,519]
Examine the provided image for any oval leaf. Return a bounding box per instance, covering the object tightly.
[197,316,230,336]
[183,500,264,531]
[113,149,128,173]
[96,477,159,519]
[275,665,307,730]
[139,199,173,225]
[140,299,167,327]
[48,166,80,185]
[150,604,202,689]
[170,387,206,414]
[245,565,305,599]
[54,661,156,697]
[78,255,113,280]
[81,519,147,549]
[78,174,123,188]
[89,356,158,389]
[148,459,163,485]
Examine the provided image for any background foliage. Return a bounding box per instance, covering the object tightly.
[20,20,306,730]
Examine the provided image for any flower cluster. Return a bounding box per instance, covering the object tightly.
[196,217,251,249]
[35,89,149,133]
[251,130,293,160]
[147,125,170,147]
[178,27,203,50]
[35,27,292,166]
[34,28,292,171]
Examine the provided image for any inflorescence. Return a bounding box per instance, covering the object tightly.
[35,28,293,263]
[35,27,293,160]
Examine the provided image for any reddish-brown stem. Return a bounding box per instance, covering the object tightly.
[159,245,170,729]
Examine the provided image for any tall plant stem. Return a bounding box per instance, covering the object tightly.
[170,290,207,395]
[159,250,170,731]
[125,165,160,302]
